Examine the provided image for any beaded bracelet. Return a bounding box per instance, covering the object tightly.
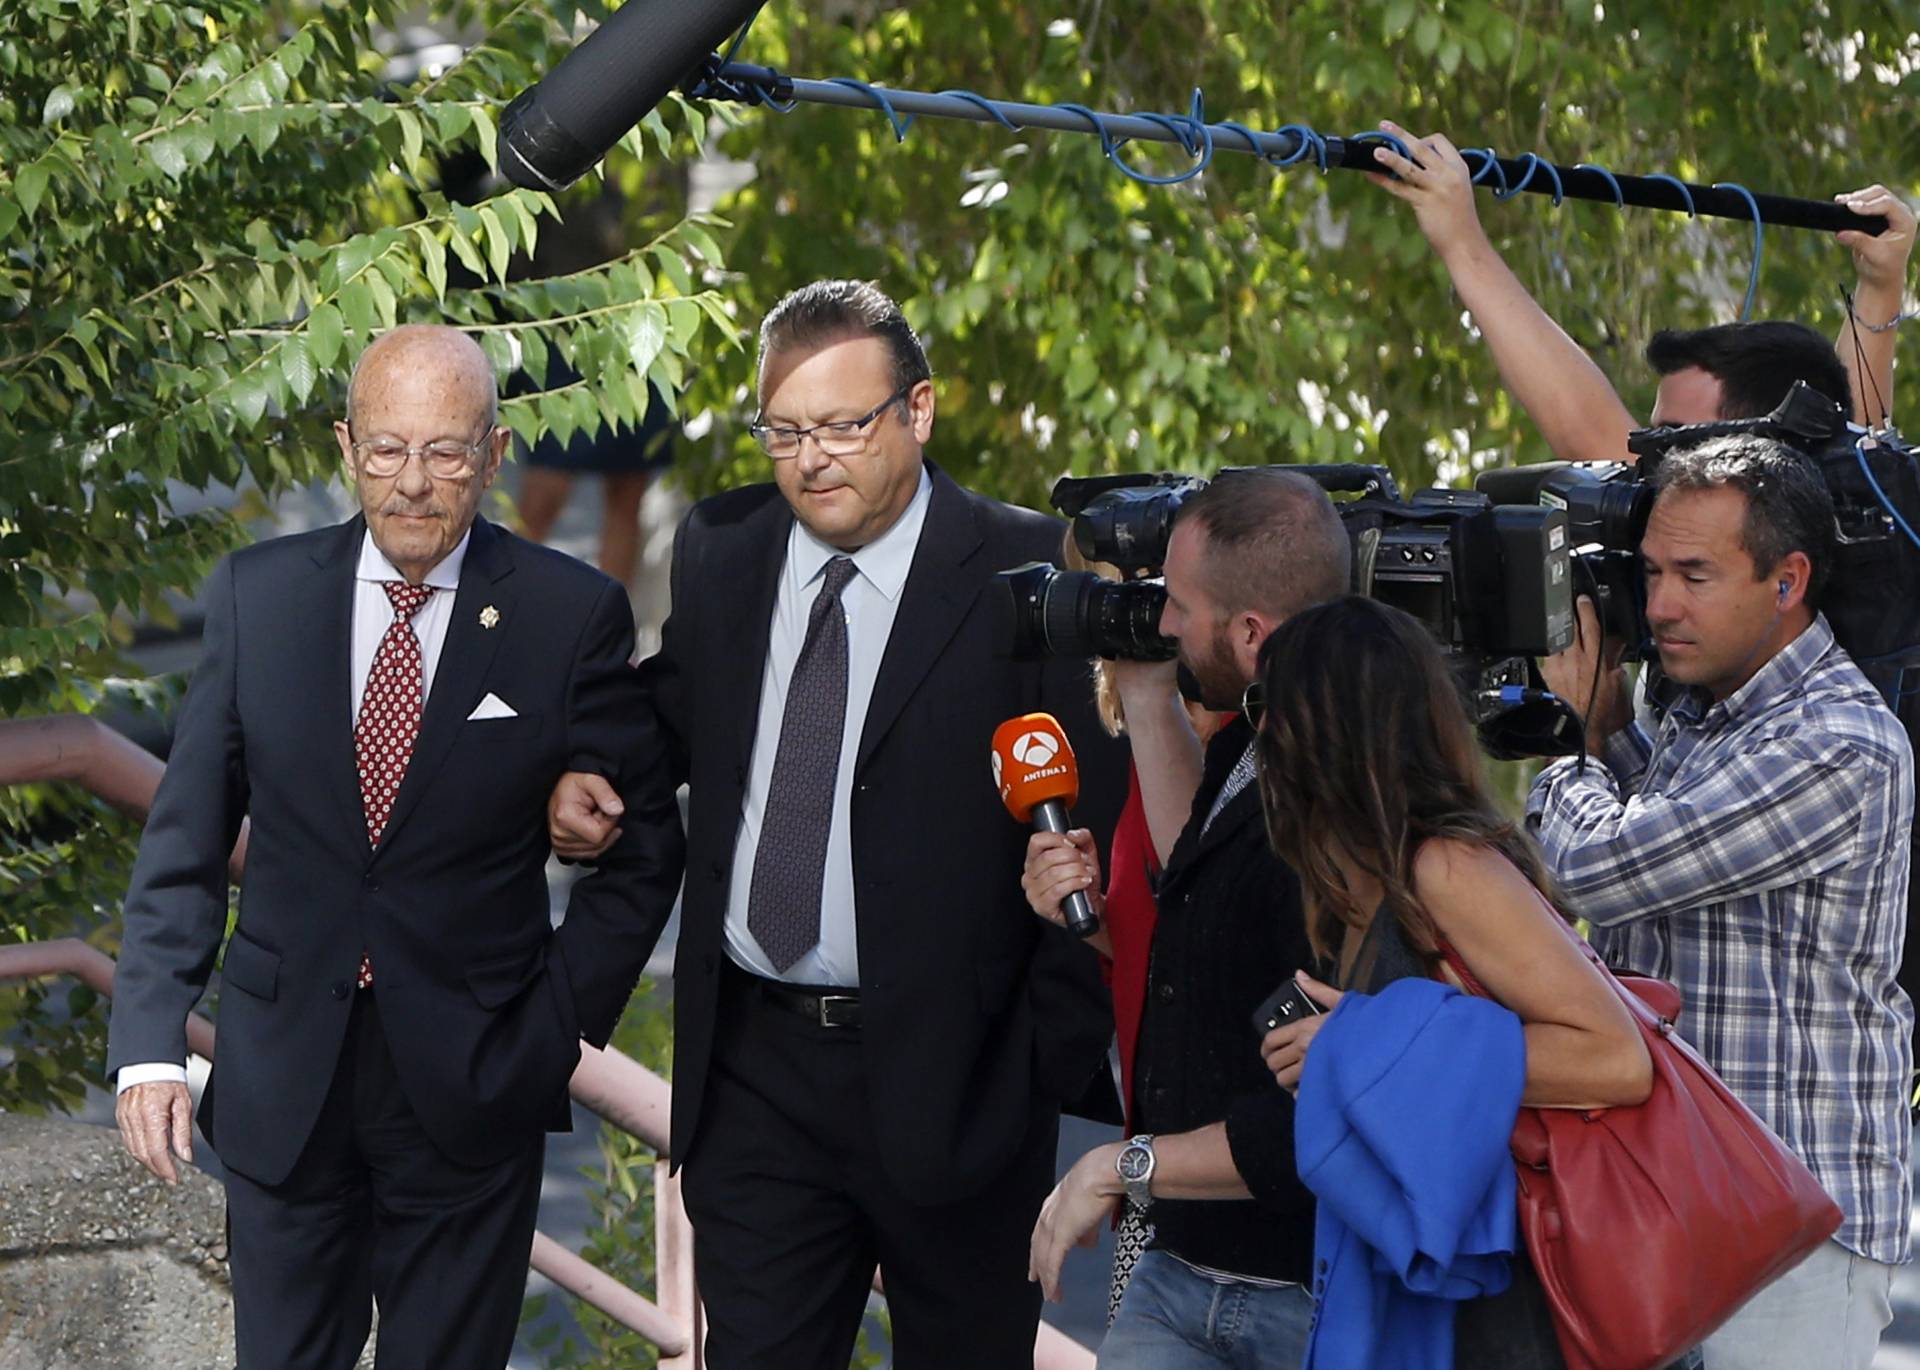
[1856,305,1913,334]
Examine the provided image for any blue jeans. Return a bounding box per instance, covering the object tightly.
[1099,1249,1313,1370]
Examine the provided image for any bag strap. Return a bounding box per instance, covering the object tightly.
[1436,940,1491,998]
[1439,928,1683,1029]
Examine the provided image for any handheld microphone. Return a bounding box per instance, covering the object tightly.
[990,712,1100,939]
[499,0,768,192]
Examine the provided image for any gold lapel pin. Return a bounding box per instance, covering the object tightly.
[479,605,501,630]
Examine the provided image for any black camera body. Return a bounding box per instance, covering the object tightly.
[1477,461,1651,657]
[1344,486,1574,660]
[1340,480,1577,757]
[1056,473,1209,576]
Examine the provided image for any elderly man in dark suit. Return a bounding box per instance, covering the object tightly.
[551,279,1123,1368]
[108,325,684,1369]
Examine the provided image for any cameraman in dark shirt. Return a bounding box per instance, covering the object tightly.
[1024,469,1350,1369]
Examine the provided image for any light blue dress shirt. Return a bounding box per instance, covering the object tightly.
[723,467,933,986]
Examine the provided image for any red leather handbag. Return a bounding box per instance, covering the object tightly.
[1442,938,1842,1370]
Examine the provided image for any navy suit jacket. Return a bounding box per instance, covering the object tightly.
[106,516,685,1185]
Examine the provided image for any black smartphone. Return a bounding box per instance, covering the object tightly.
[1251,978,1323,1038]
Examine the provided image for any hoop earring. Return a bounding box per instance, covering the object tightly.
[1241,680,1267,729]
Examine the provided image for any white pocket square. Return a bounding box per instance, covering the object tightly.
[467,693,518,721]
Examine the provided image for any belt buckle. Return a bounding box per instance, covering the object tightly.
[816,994,859,1028]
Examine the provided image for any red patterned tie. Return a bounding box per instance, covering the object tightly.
[353,580,437,988]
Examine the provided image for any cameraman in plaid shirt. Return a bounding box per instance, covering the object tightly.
[1527,433,1914,1370]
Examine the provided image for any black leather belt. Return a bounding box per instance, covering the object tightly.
[731,962,863,1028]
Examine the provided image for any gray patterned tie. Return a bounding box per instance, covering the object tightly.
[748,555,858,973]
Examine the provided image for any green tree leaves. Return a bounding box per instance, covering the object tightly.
[40,84,75,125]
[695,1,1915,508]
[306,301,345,370]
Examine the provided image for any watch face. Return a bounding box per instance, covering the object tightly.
[1117,1146,1152,1182]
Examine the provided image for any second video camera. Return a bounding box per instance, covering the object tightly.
[1477,382,1920,709]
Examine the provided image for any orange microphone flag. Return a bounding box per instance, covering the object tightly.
[990,712,1080,821]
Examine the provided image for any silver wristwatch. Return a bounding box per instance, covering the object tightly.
[1115,1134,1156,1209]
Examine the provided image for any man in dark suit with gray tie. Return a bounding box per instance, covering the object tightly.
[107,325,684,1369]
[550,280,1125,1368]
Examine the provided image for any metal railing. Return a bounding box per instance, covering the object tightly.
[0,715,1097,1369]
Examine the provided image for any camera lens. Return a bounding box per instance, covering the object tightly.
[1589,480,1650,549]
[996,564,1177,661]
[1080,577,1176,661]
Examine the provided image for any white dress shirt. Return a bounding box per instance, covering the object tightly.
[115,528,471,1093]
[723,468,933,987]
[349,527,468,726]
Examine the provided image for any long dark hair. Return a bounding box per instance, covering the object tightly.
[1254,595,1565,963]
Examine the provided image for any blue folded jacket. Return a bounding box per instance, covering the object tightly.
[1295,977,1526,1370]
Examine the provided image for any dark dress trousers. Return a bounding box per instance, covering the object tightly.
[106,515,684,1368]
[639,462,1125,1368]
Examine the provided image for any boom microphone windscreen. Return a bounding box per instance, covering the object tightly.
[499,0,768,191]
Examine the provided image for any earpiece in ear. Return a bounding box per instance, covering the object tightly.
[1777,580,1790,605]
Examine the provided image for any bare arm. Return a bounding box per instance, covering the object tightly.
[1142,1122,1254,1199]
[1833,184,1914,427]
[1110,659,1202,863]
[1418,838,1650,1109]
[1369,121,1639,463]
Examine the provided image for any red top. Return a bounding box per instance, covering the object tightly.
[1101,762,1161,1129]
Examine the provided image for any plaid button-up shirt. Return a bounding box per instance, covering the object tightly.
[1527,616,1914,1264]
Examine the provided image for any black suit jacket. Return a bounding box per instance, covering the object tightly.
[106,517,685,1186]
[640,462,1125,1200]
